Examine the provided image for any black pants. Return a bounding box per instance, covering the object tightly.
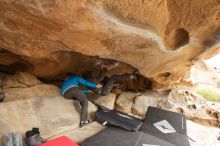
[100,74,132,95]
[87,73,132,96]
[64,87,88,122]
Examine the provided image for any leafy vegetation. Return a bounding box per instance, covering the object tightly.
[194,88,220,102]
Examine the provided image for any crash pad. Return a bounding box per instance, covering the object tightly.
[39,136,79,146]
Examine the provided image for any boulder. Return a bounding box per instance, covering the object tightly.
[1,94,218,145]
[3,72,42,89]
[4,84,60,101]
[95,93,116,110]
[168,89,220,127]
[115,92,140,114]
[2,72,60,101]
[115,89,220,127]
[132,91,169,116]
[0,96,98,141]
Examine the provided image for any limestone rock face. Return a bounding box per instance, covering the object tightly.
[2,72,60,101]
[115,90,220,127]
[132,91,170,116]
[0,96,102,143]
[115,92,141,114]
[0,0,219,85]
[95,93,116,110]
[3,72,41,88]
[0,72,100,142]
[115,91,170,118]
[190,60,220,88]
[168,89,220,127]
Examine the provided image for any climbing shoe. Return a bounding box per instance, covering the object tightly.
[80,120,92,128]
[26,128,44,146]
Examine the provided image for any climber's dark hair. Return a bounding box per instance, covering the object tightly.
[66,72,76,76]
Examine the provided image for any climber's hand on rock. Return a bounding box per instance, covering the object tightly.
[88,90,94,93]
[96,83,103,89]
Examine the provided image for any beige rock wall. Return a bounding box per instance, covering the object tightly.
[0,0,219,87]
[115,90,220,127]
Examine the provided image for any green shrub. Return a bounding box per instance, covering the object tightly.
[194,88,220,102]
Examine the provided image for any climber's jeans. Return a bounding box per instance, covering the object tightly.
[88,73,132,96]
[100,74,132,96]
[64,87,88,122]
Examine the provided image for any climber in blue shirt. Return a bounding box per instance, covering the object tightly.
[61,74,102,127]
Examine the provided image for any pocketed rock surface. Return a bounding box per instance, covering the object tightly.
[0,72,219,146]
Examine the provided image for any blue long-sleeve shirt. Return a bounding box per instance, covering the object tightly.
[60,75,97,95]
